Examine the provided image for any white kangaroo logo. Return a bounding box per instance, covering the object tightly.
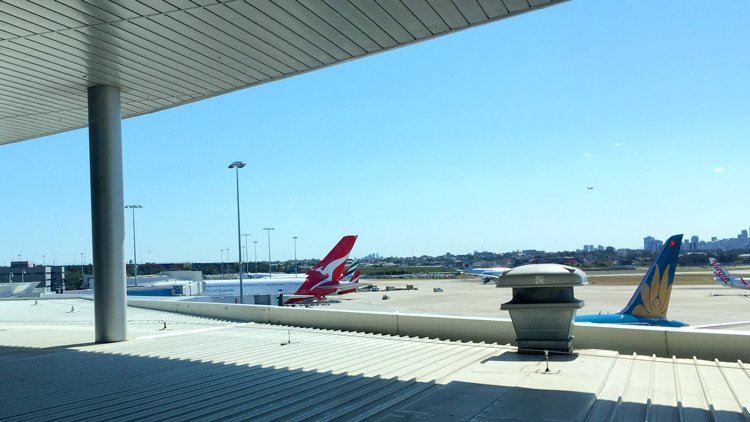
[310,256,347,290]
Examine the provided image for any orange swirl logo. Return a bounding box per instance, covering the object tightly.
[631,264,672,318]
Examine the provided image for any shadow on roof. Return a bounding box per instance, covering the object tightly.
[0,343,739,421]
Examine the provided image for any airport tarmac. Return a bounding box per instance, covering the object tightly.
[326,277,750,331]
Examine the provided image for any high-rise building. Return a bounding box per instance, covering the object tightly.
[643,236,658,253]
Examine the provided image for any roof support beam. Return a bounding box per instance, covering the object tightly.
[88,85,127,343]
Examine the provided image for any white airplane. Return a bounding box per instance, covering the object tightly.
[709,257,750,289]
[203,235,357,303]
[461,260,511,284]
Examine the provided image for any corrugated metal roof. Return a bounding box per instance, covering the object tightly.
[1,298,749,420]
[0,0,567,145]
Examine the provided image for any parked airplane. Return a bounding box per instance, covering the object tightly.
[461,260,511,284]
[333,269,364,295]
[576,234,687,327]
[341,259,360,282]
[203,235,357,303]
[330,259,369,294]
[709,257,750,289]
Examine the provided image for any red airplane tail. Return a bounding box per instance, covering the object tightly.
[350,269,361,284]
[295,236,357,297]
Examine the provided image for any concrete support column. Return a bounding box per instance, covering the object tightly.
[88,85,127,343]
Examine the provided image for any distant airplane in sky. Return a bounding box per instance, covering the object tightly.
[709,257,749,289]
[202,235,357,303]
[576,234,687,327]
[461,260,511,284]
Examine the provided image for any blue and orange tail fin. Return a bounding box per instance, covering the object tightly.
[620,234,682,319]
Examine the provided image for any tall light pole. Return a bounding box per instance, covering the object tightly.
[220,249,225,276]
[124,204,143,286]
[242,233,251,275]
[253,241,258,274]
[263,228,274,278]
[80,252,84,288]
[228,161,246,303]
[293,236,298,278]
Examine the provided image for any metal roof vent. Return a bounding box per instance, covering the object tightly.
[497,264,587,353]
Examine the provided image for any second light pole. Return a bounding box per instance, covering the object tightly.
[263,227,274,278]
[125,204,142,286]
[253,240,258,274]
[229,161,246,303]
[242,233,251,275]
[293,236,298,278]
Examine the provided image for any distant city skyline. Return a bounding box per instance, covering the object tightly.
[2,1,749,263]
[645,227,750,253]
[6,224,750,267]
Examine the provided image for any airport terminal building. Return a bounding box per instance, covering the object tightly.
[0,261,63,292]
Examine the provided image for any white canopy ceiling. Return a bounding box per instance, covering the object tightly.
[0,0,566,145]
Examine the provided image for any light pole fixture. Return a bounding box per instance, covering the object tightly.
[263,228,274,278]
[242,233,251,275]
[293,236,298,278]
[124,204,143,286]
[253,241,258,274]
[220,249,225,276]
[229,161,246,303]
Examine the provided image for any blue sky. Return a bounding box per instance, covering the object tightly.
[2,0,749,265]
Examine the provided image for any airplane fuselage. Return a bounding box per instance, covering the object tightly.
[575,313,687,327]
[202,278,335,298]
[714,277,750,289]
[463,267,510,284]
